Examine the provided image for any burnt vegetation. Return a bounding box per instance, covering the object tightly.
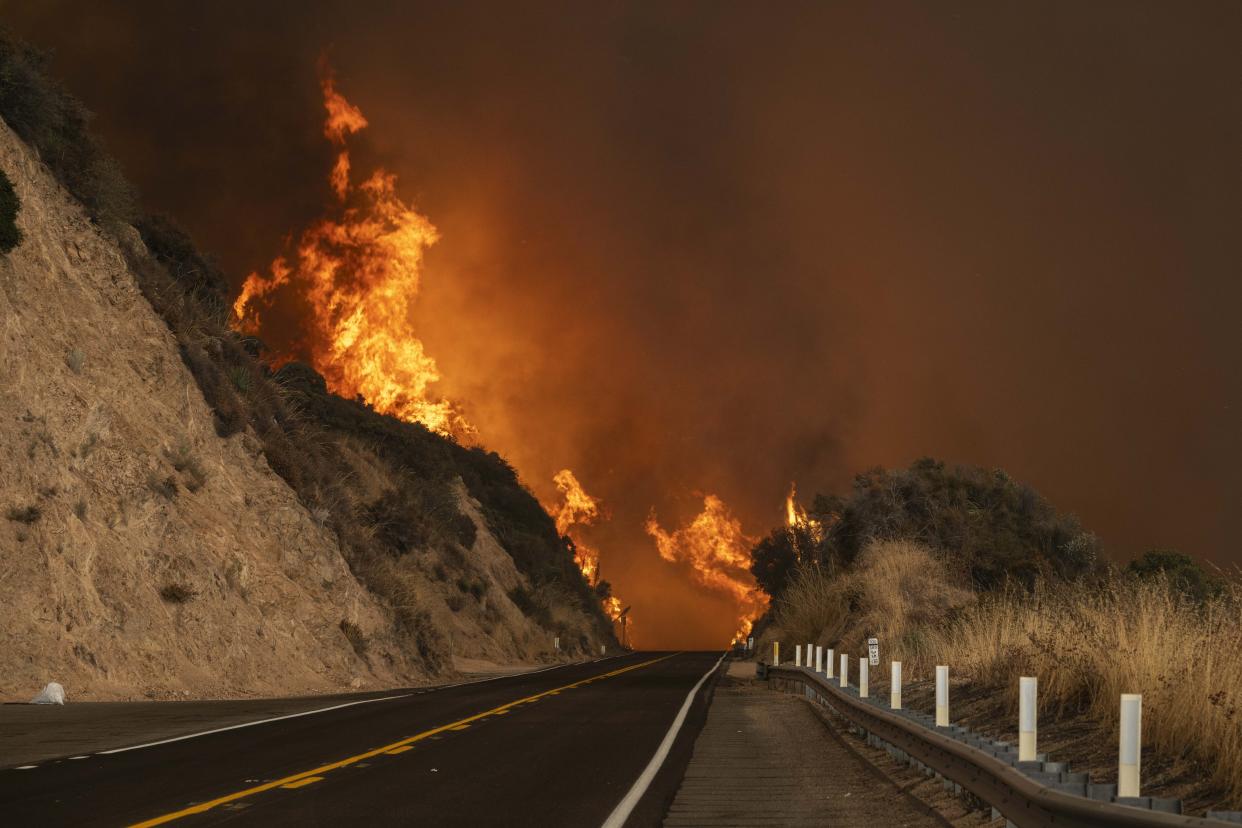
[0,29,612,663]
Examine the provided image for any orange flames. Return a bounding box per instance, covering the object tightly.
[232,61,470,437]
[551,469,603,585]
[547,469,631,636]
[785,482,824,547]
[645,495,769,644]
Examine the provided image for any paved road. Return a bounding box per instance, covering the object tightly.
[0,651,724,827]
[664,664,944,827]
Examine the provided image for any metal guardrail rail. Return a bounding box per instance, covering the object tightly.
[767,665,1233,828]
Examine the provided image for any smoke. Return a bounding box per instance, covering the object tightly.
[8,2,1241,648]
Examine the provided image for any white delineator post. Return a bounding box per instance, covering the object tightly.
[815,645,823,673]
[1019,676,1038,761]
[1119,694,1143,797]
[839,653,849,688]
[890,661,902,709]
[795,645,802,667]
[773,641,780,666]
[826,648,834,679]
[935,665,949,727]
[859,658,869,698]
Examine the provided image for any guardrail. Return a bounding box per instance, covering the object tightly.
[765,664,1236,828]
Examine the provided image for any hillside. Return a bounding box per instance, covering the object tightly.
[0,35,615,700]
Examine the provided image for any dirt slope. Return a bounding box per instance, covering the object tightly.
[0,113,614,702]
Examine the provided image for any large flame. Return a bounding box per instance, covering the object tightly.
[232,61,469,437]
[551,469,603,585]
[645,495,769,643]
[546,469,631,637]
[785,481,824,547]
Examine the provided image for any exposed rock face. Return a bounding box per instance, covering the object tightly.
[0,117,422,700]
[0,114,611,701]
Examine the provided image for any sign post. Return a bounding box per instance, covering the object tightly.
[867,637,879,666]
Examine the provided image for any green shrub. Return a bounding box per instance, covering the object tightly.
[0,168,20,253]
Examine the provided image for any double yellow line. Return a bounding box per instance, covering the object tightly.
[130,654,675,827]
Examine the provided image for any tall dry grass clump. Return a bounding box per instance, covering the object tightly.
[769,537,1242,801]
[928,577,1242,801]
[773,539,973,665]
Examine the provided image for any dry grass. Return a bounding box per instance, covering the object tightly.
[772,537,1242,805]
[774,539,972,661]
[923,578,1242,803]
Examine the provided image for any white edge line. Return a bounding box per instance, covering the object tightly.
[94,653,634,757]
[600,651,728,828]
[97,694,413,754]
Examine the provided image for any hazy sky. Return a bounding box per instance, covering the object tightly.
[9,1,1240,647]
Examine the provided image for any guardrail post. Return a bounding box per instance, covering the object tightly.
[891,661,902,709]
[840,653,849,688]
[1119,693,1142,797]
[935,665,949,727]
[1019,676,1037,761]
[773,641,779,666]
[826,648,834,679]
[795,645,802,667]
[815,645,823,673]
[859,657,869,698]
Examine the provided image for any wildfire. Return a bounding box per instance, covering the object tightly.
[785,482,824,545]
[645,495,769,644]
[603,595,624,622]
[232,60,469,437]
[551,469,603,584]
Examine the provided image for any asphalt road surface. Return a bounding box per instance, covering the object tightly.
[0,651,725,827]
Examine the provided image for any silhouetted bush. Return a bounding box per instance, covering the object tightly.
[1126,549,1223,603]
[0,32,134,227]
[754,457,1101,599]
[0,169,20,252]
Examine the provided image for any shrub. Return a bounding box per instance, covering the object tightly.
[5,504,40,524]
[147,474,178,500]
[0,34,135,227]
[755,458,1101,598]
[65,348,84,374]
[164,439,207,492]
[0,168,20,253]
[159,583,196,603]
[1126,548,1223,603]
[339,619,368,658]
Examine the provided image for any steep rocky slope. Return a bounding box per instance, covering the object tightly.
[0,113,611,701]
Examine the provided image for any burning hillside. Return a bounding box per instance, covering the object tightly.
[232,61,469,437]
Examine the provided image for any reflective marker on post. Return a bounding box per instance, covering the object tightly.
[1119,694,1142,798]
[826,648,834,679]
[859,658,869,698]
[1019,676,1037,761]
[795,645,802,667]
[815,645,823,673]
[890,661,902,709]
[839,653,848,688]
[935,665,949,727]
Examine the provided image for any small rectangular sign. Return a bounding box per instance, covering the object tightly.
[867,637,879,666]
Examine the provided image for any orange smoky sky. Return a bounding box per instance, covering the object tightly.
[10,2,1241,648]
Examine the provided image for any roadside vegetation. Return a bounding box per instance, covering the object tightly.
[0,27,613,663]
[0,168,20,252]
[755,460,1241,808]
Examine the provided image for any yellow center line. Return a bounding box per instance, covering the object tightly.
[128,654,677,827]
